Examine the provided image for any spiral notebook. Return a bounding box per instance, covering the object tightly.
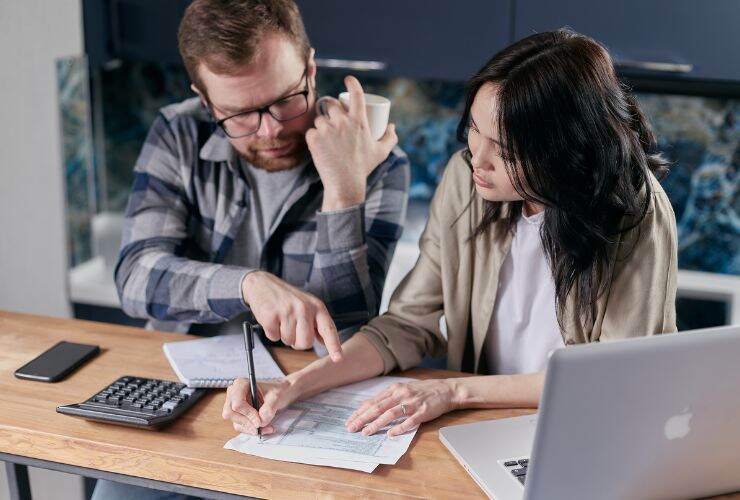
[163,333,285,388]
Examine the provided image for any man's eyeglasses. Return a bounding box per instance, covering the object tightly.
[212,68,310,138]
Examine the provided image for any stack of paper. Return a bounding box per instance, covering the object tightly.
[224,376,418,472]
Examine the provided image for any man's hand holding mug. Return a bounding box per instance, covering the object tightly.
[307,75,397,211]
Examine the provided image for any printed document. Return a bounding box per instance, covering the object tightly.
[224,376,418,472]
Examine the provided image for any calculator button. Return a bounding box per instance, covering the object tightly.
[179,388,196,396]
[161,401,178,411]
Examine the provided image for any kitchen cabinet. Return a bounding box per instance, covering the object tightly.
[296,0,512,81]
[514,0,740,82]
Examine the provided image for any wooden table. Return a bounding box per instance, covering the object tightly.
[1,311,737,500]
[0,311,526,499]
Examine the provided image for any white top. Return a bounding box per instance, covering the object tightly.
[484,210,564,375]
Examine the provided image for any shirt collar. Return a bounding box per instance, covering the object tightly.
[199,126,236,163]
[520,209,545,226]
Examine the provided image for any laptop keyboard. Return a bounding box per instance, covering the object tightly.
[502,457,530,485]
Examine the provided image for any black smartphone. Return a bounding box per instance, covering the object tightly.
[14,341,100,382]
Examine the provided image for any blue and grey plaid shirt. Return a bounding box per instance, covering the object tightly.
[115,97,410,335]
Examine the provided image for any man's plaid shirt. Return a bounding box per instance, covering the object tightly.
[115,97,410,335]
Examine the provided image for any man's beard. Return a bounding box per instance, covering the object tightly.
[237,132,309,172]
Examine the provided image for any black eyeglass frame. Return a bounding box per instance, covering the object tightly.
[211,66,311,138]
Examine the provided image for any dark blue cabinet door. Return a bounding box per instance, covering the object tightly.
[296,0,512,81]
[514,0,740,82]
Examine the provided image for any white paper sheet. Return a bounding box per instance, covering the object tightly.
[224,376,417,472]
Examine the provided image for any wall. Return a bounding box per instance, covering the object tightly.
[0,1,83,498]
[0,0,77,317]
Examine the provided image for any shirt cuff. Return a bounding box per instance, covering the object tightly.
[316,203,366,253]
[206,265,251,320]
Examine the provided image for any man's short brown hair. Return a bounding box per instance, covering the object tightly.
[178,0,311,90]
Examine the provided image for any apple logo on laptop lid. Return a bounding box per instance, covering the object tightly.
[664,406,693,440]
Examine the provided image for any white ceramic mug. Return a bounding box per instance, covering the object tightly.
[317,92,391,140]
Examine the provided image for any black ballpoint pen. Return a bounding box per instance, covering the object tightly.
[242,321,262,441]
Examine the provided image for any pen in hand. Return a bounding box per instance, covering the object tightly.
[242,321,262,441]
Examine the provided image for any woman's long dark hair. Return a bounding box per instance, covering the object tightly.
[457,28,669,326]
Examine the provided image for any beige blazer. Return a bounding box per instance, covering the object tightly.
[360,150,678,374]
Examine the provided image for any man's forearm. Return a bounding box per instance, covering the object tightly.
[287,334,385,400]
[116,246,250,323]
[307,203,378,334]
[450,372,545,410]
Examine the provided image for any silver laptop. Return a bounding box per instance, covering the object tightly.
[439,325,740,500]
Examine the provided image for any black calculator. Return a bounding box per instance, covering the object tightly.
[57,376,206,429]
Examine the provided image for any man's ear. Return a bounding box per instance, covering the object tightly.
[307,47,317,89]
[190,84,209,109]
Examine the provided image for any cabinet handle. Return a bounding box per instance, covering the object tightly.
[615,60,693,74]
[315,58,388,71]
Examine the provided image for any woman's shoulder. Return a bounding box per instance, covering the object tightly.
[647,171,675,215]
[617,170,678,260]
[643,171,677,235]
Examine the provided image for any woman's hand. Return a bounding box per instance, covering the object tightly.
[345,379,459,437]
[222,378,300,435]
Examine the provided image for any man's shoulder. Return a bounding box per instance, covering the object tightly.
[364,145,410,196]
[159,96,210,124]
[386,145,409,169]
[147,97,214,157]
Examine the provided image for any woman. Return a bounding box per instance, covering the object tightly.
[222,28,678,438]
